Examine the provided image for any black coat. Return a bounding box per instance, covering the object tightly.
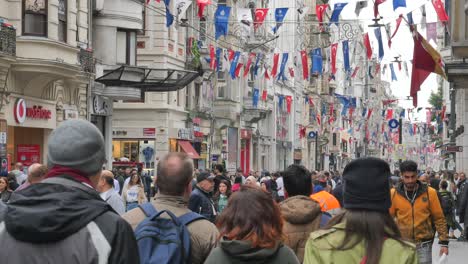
[459,183,468,226]
[188,186,216,223]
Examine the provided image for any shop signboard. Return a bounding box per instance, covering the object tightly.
[7,96,56,129]
[143,128,156,137]
[17,144,40,166]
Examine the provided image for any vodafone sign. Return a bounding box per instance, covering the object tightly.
[14,98,52,124]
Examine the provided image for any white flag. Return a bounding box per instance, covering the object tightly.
[175,0,192,22]
[237,8,253,38]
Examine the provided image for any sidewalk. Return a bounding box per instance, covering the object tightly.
[432,230,468,263]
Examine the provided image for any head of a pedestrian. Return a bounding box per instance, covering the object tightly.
[130,171,141,186]
[0,177,9,192]
[197,171,215,193]
[97,170,115,193]
[218,179,231,197]
[272,172,280,181]
[260,179,272,193]
[282,164,312,197]
[399,160,418,191]
[440,180,448,191]
[157,152,194,199]
[234,176,243,184]
[327,157,405,264]
[216,186,283,249]
[460,172,466,181]
[419,174,429,185]
[47,119,106,188]
[27,163,48,184]
[245,176,257,187]
[236,168,243,176]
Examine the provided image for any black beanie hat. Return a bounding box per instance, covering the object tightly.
[343,157,391,212]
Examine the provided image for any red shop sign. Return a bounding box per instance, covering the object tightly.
[143,128,156,137]
[17,144,40,166]
[14,98,52,124]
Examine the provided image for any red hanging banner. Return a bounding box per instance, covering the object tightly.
[367,109,373,120]
[308,96,314,107]
[271,53,280,77]
[235,63,244,78]
[262,90,268,101]
[264,65,270,80]
[363,33,373,60]
[331,43,338,75]
[244,53,255,77]
[228,49,235,61]
[209,45,216,70]
[386,109,394,120]
[388,15,403,48]
[351,67,360,78]
[254,8,269,30]
[285,96,292,113]
[289,67,295,78]
[431,0,449,22]
[197,0,211,18]
[300,50,309,80]
[374,0,386,18]
[316,4,329,31]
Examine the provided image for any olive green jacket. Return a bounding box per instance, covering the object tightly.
[304,222,418,264]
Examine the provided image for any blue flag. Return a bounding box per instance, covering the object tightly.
[164,0,174,27]
[273,8,288,34]
[342,40,350,74]
[215,6,231,39]
[230,51,240,79]
[311,48,323,75]
[407,12,414,25]
[253,88,259,108]
[278,53,289,81]
[215,48,222,72]
[393,0,406,10]
[362,108,367,117]
[254,53,262,77]
[400,109,406,118]
[341,98,350,116]
[278,95,284,109]
[374,28,384,61]
[390,63,398,81]
[330,3,348,25]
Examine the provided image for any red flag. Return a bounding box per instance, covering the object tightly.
[285,96,292,114]
[235,63,243,78]
[197,0,211,18]
[308,97,314,107]
[244,53,255,77]
[271,53,280,77]
[375,63,381,75]
[147,0,161,4]
[300,50,309,80]
[386,109,394,120]
[264,65,270,80]
[374,0,386,18]
[299,126,306,139]
[209,45,216,70]
[262,90,267,101]
[351,67,360,78]
[289,67,295,78]
[382,99,398,106]
[410,29,447,107]
[317,115,321,126]
[331,43,338,75]
[228,49,235,61]
[367,109,373,120]
[388,15,403,47]
[431,0,449,22]
[398,62,402,71]
[363,33,372,60]
[254,8,269,30]
[316,4,328,31]
[441,105,446,120]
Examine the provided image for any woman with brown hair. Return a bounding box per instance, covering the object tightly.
[212,179,232,214]
[121,171,146,212]
[0,177,12,203]
[204,186,299,264]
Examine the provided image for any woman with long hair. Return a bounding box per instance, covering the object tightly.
[213,179,231,214]
[204,186,299,264]
[304,158,418,264]
[121,171,145,212]
[0,177,12,203]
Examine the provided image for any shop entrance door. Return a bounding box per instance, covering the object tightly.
[240,139,250,175]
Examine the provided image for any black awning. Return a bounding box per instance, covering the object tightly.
[94,66,201,92]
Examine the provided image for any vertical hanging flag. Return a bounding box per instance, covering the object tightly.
[342,40,350,74]
[363,33,373,60]
[367,109,373,120]
[362,107,367,117]
[331,43,338,75]
[262,89,267,101]
[426,22,437,43]
[244,53,255,77]
[330,3,348,25]
[273,8,289,34]
[253,53,262,77]
[215,48,222,72]
[309,97,315,107]
[375,63,381,75]
[215,6,231,39]
[374,28,384,61]
[407,12,414,25]
[311,48,323,75]
[374,0,386,18]
[264,65,270,80]
[300,50,309,80]
[386,109,394,120]
[271,53,280,77]
[286,96,292,114]
[175,0,191,22]
[237,8,253,38]
[390,63,398,81]
[209,45,216,70]
[400,109,406,118]
[278,53,289,81]
[254,8,269,30]
[432,0,449,22]
[388,15,403,47]
[316,4,329,31]
[228,49,235,61]
[351,67,360,78]
[164,0,174,27]
[197,0,211,18]
[289,67,295,78]
[222,49,230,71]
[229,51,240,79]
[393,0,406,10]
[278,95,284,109]
[355,1,368,17]
[253,88,259,108]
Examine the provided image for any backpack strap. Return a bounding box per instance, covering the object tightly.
[178,211,206,226]
[139,202,158,217]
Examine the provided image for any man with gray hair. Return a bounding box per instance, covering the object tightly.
[0,119,139,263]
[97,170,125,215]
[16,163,48,191]
[11,162,27,185]
[123,152,219,264]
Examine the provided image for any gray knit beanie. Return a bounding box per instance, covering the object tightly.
[47,119,106,176]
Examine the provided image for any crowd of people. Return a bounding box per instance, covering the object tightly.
[0,119,467,263]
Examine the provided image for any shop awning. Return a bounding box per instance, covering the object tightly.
[178,140,201,159]
[94,66,200,92]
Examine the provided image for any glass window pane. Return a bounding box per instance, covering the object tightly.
[116,31,127,64]
[58,21,66,42]
[128,31,136,65]
[24,13,47,35]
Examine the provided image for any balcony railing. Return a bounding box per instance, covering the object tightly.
[78,48,94,73]
[0,23,16,57]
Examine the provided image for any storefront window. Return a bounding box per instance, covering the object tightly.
[112,140,155,169]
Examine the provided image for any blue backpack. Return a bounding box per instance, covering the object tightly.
[135,203,205,264]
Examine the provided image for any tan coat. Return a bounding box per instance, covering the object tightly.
[280,196,323,263]
[122,194,219,264]
[121,183,146,205]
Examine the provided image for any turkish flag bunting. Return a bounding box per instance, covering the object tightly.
[388,15,403,47]
[316,115,321,126]
[244,53,255,77]
[264,65,270,80]
[228,49,235,61]
[386,109,394,120]
[262,90,267,101]
[441,105,446,120]
[300,50,309,80]
[147,0,161,4]
[197,0,212,18]
[374,0,386,18]
[363,33,373,60]
[432,0,449,22]
[316,4,328,31]
[286,96,292,114]
[289,67,295,78]
[309,97,314,107]
[375,63,381,75]
[235,63,243,78]
[331,43,338,75]
[271,53,280,77]
[367,109,373,120]
[351,67,360,78]
[254,8,269,30]
[209,45,216,70]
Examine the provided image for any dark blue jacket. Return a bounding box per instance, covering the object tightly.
[188,186,216,223]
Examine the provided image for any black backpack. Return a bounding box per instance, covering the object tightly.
[439,192,454,215]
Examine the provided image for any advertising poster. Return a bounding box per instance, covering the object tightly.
[17,144,40,166]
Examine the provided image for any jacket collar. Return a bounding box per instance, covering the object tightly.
[154,193,189,207]
[396,181,427,200]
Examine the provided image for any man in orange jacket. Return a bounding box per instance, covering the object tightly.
[310,174,341,216]
[389,160,448,264]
